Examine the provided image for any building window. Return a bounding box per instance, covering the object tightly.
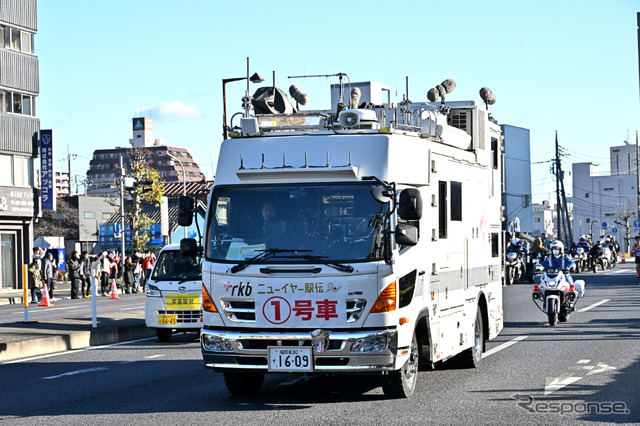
[0,154,12,185]
[84,212,95,219]
[603,187,614,191]
[102,212,112,220]
[585,193,589,198]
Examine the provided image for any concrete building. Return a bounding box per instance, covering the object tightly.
[501,124,533,233]
[55,170,70,196]
[0,0,39,292]
[532,200,555,237]
[572,142,638,252]
[86,117,206,196]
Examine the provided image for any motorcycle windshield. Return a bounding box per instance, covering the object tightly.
[204,183,389,264]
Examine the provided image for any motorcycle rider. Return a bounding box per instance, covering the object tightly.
[506,238,525,255]
[576,235,590,251]
[540,240,575,286]
[589,240,604,272]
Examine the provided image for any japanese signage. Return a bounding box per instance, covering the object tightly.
[0,187,36,217]
[99,223,163,248]
[40,129,55,211]
[222,280,347,327]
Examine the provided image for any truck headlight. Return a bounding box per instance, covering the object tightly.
[146,284,161,297]
[202,334,233,352]
[351,334,388,352]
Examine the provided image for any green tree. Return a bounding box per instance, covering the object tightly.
[124,148,165,252]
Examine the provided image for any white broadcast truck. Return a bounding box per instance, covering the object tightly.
[145,244,203,341]
[178,74,504,397]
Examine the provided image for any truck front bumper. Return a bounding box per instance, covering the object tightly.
[200,327,399,373]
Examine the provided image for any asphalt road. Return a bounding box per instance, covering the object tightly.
[1,264,639,425]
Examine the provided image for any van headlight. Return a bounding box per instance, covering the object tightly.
[146,284,161,297]
[202,334,233,352]
[351,334,388,352]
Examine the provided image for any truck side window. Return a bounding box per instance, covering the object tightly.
[451,181,462,221]
[438,181,447,239]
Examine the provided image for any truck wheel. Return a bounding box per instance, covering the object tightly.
[223,371,265,395]
[382,332,418,398]
[156,328,172,342]
[458,309,484,368]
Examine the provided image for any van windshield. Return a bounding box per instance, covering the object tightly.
[151,250,202,281]
[205,183,388,263]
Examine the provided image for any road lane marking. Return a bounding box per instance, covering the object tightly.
[545,360,616,395]
[577,299,609,312]
[0,337,156,365]
[120,306,145,311]
[484,335,528,357]
[42,367,108,380]
[144,354,166,359]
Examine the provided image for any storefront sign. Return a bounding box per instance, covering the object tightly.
[40,129,55,211]
[0,187,36,217]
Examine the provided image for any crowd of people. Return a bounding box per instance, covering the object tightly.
[27,247,156,303]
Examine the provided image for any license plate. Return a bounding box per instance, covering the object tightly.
[158,314,177,325]
[166,294,200,310]
[268,347,313,372]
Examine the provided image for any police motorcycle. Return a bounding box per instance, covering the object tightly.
[505,238,526,285]
[604,238,618,269]
[572,236,590,273]
[532,241,585,326]
[588,241,608,273]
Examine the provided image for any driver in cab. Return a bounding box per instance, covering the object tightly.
[540,240,575,285]
[261,202,285,237]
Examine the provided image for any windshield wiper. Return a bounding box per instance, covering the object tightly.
[296,254,355,273]
[229,248,312,274]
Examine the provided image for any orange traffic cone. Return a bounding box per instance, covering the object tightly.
[109,278,120,300]
[621,253,626,264]
[40,282,53,306]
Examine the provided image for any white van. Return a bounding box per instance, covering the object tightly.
[145,244,203,341]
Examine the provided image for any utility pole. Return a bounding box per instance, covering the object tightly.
[555,133,563,242]
[554,131,573,245]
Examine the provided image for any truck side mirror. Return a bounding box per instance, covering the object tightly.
[180,238,200,257]
[178,196,195,226]
[398,189,422,220]
[395,223,418,246]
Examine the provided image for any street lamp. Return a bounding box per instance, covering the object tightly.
[222,58,264,140]
[168,152,187,239]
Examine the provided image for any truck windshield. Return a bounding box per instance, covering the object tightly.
[151,251,203,281]
[206,183,388,263]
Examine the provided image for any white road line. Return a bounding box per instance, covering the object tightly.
[0,337,156,365]
[484,335,528,357]
[144,354,165,359]
[13,306,74,314]
[119,306,145,311]
[577,299,609,313]
[42,367,108,380]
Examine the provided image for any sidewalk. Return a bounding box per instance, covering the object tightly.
[0,281,154,363]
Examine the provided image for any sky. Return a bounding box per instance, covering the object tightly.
[35,0,640,202]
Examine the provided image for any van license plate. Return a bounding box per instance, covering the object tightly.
[158,314,177,325]
[268,347,313,372]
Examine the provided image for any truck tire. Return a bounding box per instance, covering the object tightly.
[156,328,172,342]
[458,309,484,368]
[223,371,265,395]
[382,331,418,398]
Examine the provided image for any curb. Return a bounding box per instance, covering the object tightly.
[0,323,155,363]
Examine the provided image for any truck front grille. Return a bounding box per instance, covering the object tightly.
[158,309,202,324]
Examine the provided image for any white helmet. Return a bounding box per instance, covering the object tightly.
[511,238,520,245]
[550,240,564,255]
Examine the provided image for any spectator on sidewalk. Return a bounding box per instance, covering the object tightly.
[132,252,142,293]
[42,252,56,301]
[123,254,135,294]
[68,251,82,299]
[28,258,43,303]
[141,251,155,292]
[99,251,111,296]
[80,251,92,298]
